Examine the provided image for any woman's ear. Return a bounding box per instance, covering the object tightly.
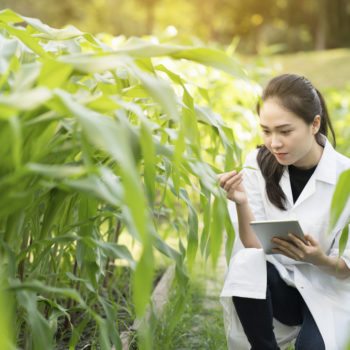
[312,115,321,134]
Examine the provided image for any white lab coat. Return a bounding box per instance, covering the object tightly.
[221,136,350,350]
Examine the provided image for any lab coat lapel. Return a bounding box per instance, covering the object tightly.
[279,169,293,208]
[293,174,316,207]
[313,139,337,186]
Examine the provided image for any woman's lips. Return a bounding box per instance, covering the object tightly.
[274,152,288,159]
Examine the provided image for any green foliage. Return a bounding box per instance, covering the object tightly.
[0,264,15,350]
[325,86,350,156]
[0,8,253,349]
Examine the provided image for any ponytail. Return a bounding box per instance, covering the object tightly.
[315,88,336,148]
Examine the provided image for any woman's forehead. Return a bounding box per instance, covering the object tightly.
[259,99,303,127]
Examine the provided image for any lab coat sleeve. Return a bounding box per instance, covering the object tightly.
[242,150,267,221]
[227,150,267,252]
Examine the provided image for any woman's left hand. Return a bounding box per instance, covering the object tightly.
[271,233,327,266]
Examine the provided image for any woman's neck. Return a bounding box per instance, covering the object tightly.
[292,142,324,169]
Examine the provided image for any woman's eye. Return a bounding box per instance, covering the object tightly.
[262,130,270,135]
[281,130,292,135]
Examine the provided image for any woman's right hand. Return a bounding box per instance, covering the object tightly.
[218,171,248,205]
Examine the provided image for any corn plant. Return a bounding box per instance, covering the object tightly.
[0,8,252,350]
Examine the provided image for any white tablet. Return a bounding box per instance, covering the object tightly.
[250,219,306,254]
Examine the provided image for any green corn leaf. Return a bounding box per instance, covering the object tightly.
[9,280,87,307]
[155,64,184,85]
[131,63,180,122]
[209,195,226,266]
[0,22,50,58]
[38,59,73,89]
[0,54,20,91]
[9,116,22,170]
[40,189,72,239]
[59,52,131,73]
[171,47,247,78]
[150,229,182,264]
[108,38,247,78]
[172,126,185,195]
[0,9,86,41]
[133,242,154,317]
[0,87,52,113]
[200,188,211,255]
[26,163,87,178]
[0,267,15,350]
[63,176,122,208]
[92,240,136,268]
[11,62,41,91]
[224,207,235,264]
[0,37,18,62]
[339,223,349,257]
[96,316,112,350]
[16,291,54,350]
[57,90,150,241]
[140,122,156,205]
[329,169,350,232]
[182,87,200,157]
[0,8,24,24]
[68,316,90,350]
[98,296,123,350]
[78,195,98,237]
[179,188,198,270]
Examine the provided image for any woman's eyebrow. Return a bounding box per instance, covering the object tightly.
[259,123,293,129]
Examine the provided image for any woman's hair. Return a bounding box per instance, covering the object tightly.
[256,73,336,210]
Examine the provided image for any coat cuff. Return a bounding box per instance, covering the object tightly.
[221,248,267,299]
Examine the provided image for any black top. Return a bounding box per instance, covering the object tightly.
[288,164,318,203]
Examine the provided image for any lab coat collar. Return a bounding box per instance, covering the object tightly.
[280,135,337,208]
[313,135,337,185]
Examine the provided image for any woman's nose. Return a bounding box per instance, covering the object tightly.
[271,134,283,148]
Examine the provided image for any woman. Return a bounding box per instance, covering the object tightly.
[219,74,350,350]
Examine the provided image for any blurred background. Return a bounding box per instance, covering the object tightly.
[1,0,350,54]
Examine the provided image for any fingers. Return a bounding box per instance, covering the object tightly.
[271,247,300,260]
[223,172,243,192]
[227,179,244,199]
[272,237,304,260]
[218,170,238,183]
[218,171,242,190]
[288,233,316,249]
[287,233,309,248]
[304,234,317,246]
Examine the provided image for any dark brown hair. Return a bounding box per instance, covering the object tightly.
[256,74,336,210]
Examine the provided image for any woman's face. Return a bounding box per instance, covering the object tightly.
[259,98,321,168]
